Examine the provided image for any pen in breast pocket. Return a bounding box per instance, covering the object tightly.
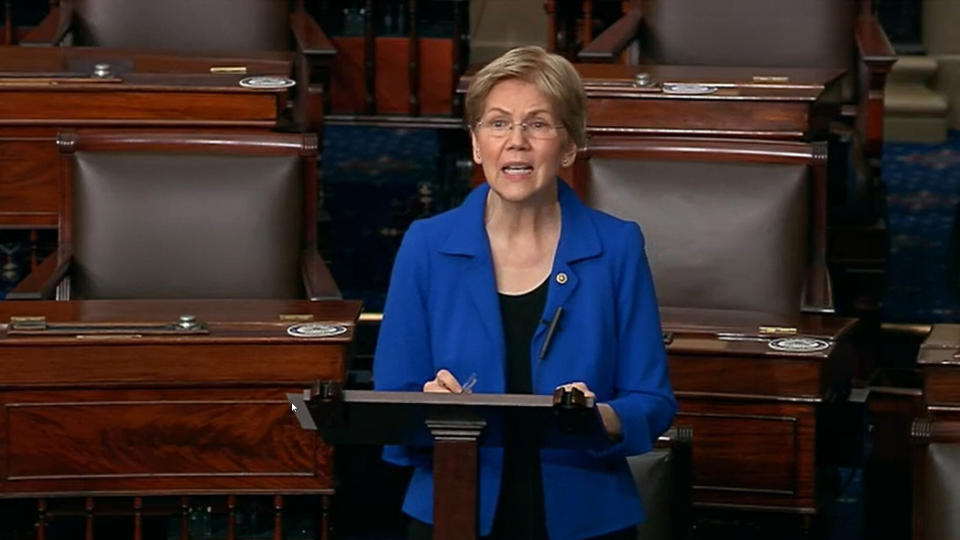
[461,372,478,394]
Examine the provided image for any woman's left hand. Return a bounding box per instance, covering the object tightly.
[555,381,622,440]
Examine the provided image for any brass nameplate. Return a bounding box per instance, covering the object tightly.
[10,316,47,331]
[752,75,790,83]
[758,326,797,335]
[280,314,315,322]
[210,66,248,74]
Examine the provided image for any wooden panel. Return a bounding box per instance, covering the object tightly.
[374,37,412,114]
[924,366,960,408]
[0,92,278,124]
[417,38,454,116]
[332,36,453,115]
[677,399,817,510]
[587,98,809,137]
[0,135,58,215]
[669,354,822,399]
[0,394,332,494]
[330,37,366,114]
[0,344,344,386]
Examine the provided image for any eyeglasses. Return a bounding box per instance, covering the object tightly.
[474,119,564,140]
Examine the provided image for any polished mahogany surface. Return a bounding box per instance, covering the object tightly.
[661,308,856,512]
[459,64,844,140]
[0,299,360,496]
[0,46,291,230]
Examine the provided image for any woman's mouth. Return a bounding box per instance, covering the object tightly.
[501,164,534,177]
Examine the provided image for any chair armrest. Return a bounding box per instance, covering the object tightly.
[657,426,692,540]
[302,250,341,300]
[855,16,896,66]
[290,10,335,58]
[19,5,73,46]
[578,9,643,62]
[6,244,73,300]
[289,10,335,131]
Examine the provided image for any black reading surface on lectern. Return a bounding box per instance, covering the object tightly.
[291,386,609,449]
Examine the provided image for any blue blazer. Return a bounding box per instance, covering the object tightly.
[373,180,676,540]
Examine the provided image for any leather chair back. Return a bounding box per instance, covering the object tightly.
[639,0,855,70]
[65,131,314,299]
[629,448,674,540]
[585,158,808,315]
[69,0,291,54]
[916,442,960,540]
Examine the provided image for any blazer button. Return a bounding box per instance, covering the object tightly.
[556,272,568,284]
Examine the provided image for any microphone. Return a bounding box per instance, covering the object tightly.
[538,306,564,360]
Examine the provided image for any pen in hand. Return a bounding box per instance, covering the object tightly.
[461,372,478,394]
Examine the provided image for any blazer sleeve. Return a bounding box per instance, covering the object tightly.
[373,221,436,467]
[596,223,677,457]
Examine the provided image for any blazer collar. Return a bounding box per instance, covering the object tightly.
[439,179,603,265]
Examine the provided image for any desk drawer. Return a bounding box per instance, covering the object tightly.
[677,399,817,511]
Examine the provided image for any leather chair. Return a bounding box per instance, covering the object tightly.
[19,0,334,130]
[631,426,693,540]
[8,129,339,301]
[911,418,960,540]
[567,136,831,314]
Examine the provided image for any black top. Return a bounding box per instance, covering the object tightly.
[492,277,549,539]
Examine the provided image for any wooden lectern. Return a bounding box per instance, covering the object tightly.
[294,383,608,540]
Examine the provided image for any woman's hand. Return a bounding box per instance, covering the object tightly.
[423,369,463,393]
[556,381,622,440]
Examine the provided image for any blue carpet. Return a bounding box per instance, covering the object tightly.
[883,130,960,322]
[322,124,468,312]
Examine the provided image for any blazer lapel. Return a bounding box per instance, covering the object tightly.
[439,184,505,352]
[534,180,603,341]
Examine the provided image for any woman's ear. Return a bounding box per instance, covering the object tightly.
[561,140,578,168]
[470,129,482,165]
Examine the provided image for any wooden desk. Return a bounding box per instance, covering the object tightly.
[0,298,361,537]
[576,64,845,140]
[0,46,292,230]
[459,64,844,140]
[919,324,960,419]
[662,307,856,516]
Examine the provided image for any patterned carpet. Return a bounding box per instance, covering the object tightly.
[883,130,960,322]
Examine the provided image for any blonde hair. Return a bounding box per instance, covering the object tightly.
[465,46,587,148]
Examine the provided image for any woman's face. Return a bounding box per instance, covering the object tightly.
[471,79,577,205]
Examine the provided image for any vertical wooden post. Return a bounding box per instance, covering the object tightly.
[582,0,593,45]
[84,497,94,540]
[227,495,237,540]
[133,496,143,540]
[273,495,284,540]
[3,0,12,45]
[363,0,376,114]
[451,0,468,115]
[544,0,557,52]
[36,499,47,540]
[427,418,486,540]
[319,495,331,540]
[408,0,420,116]
[29,229,38,269]
[179,496,190,540]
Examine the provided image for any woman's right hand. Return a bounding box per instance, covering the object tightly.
[423,369,462,393]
